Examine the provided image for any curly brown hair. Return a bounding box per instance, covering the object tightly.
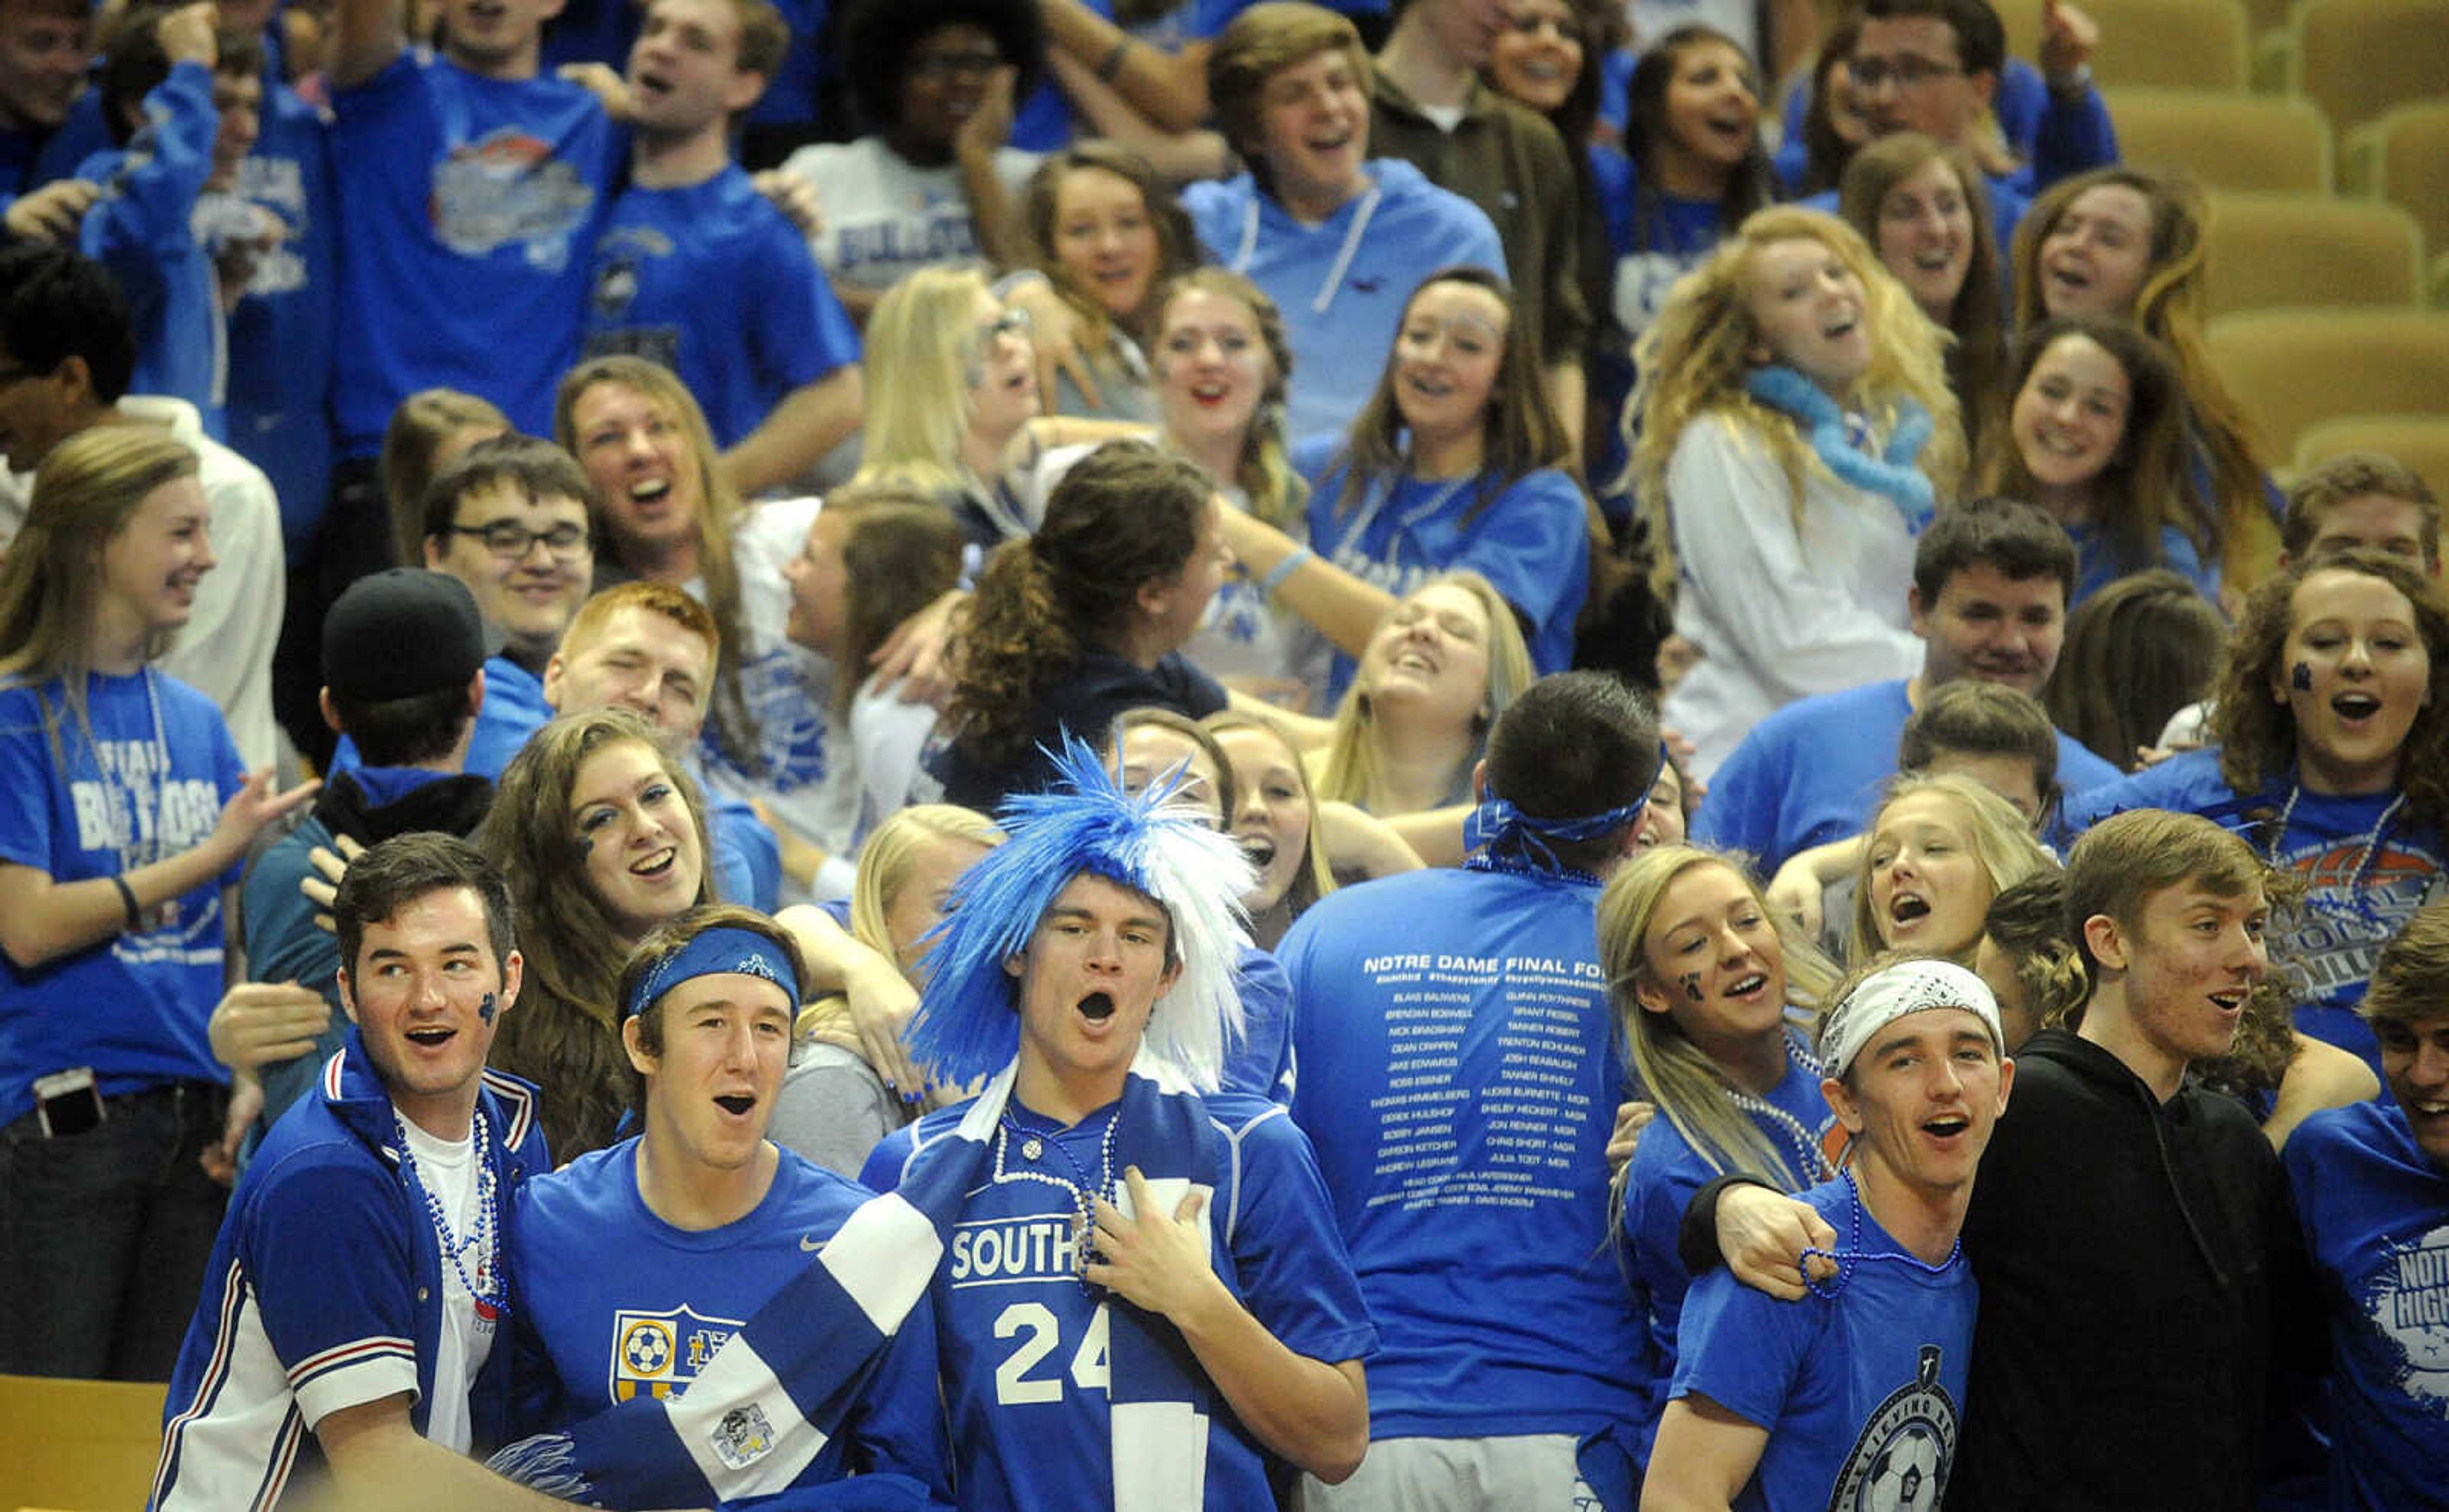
[2210,549,2449,833]
[948,440,1214,767]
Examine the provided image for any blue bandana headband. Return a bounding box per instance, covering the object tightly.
[621,926,802,1021]
[1464,741,1668,873]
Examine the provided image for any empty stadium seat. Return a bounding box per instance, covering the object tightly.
[2105,89,2332,192]
[2200,191,2423,318]
[2284,0,2449,133]
[2205,309,2449,464]
[0,1372,167,1512]
[2291,414,2449,493]
[2344,101,2449,279]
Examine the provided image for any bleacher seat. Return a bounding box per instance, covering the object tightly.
[0,1372,167,1512]
[2282,0,2449,133]
[2291,413,2449,493]
[2200,191,2424,317]
[2205,309,2449,463]
[2344,101,2449,283]
[2105,89,2332,192]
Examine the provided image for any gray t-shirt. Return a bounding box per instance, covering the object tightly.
[768,1040,906,1180]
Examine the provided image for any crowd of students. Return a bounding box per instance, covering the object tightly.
[3,0,2446,1503]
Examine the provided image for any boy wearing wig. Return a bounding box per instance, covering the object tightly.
[1701,809,2319,1511]
[1645,957,2011,1511]
[482,741,1372,1509]
[2283,899,2449,1509]
[494,903,947,1503]
[1184,2,1503,443]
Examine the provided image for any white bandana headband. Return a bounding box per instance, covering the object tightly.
[1818,958,2004,1081]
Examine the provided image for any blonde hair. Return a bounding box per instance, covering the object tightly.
[1203,708,1335,927]
[0,427,198,728]
[800,805,1006,1036]
[381,388,508,568]
[1154,268,1306,530]
[1628,206,1966,601]
[1847,772,2056,965]
[552,358,761,774]
[1599,846,1838,1200]
[1313,570,1534,814]
[853,267,998,500]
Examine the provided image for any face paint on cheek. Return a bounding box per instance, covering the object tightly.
[478,992,496,1025]
[1679,972,1704,1003]
[2291,661,2314,692]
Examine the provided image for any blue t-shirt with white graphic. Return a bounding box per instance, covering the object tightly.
[583,165,860,450]
[2061,747,2448,1075]
[1295,436,1589,697]
[330,54,621,453]
[505,1138,949,1497]
[1279,864,1643,1441]
[1672,1175,1976,1511]
[2284,1100,2449,1512]
[862,1090,1374,1511]
[0,671,246,1125]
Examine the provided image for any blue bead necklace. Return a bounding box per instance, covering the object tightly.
[395,1108,506,1321]
[1800,1171,1963,1300]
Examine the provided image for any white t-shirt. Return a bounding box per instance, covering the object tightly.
[779,136,1041,293]
[395,1114,495,1455]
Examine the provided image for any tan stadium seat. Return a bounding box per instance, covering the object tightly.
[2283,0,2449,134]
[2291,414,2449,494]
[0,1372,168,1512]
[2080,0,2253,86]
[2344,102,2449,281]
[2106,89,2332,192]
[2200,191,2423,318]
[2205,309,2449,464]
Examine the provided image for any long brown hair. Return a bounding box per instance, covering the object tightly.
[0,426,197,728]
[1152,268,1306,530]
[2044,568,2226,774]
[552,357,762,775]
[2010,167,2270,578]
[1020,142,1199,349]
[811,485,966,719]
[477,708,717,1158]
[1839,132,2006,462]
[1329,266,1577,524]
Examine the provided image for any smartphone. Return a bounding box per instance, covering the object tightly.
[33,1067,106,1139]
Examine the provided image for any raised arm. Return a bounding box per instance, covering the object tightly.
[1036,0,1216,133]
[721,367,864,499]
[1212,504,1394,661]
[331,0,406,89]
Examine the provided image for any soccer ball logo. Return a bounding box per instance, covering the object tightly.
[1858,1424,1944,1511]
[622,1321,673,1376]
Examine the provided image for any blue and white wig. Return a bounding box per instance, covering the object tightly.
[906,736,1256,1091]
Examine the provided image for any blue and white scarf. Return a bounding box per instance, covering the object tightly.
[487,1052,1220,1509]
[1743,364,1938,534]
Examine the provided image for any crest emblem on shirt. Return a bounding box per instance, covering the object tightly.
[610,1303,744,1401]
[1828,1344,1959,1511]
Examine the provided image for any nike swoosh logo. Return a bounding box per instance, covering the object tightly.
[800,1234,822,1252]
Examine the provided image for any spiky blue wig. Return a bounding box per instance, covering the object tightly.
[906,737,1256,1090]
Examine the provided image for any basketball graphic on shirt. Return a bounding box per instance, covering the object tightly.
[2365,1221,2449,1407]
[1829,1344,1959,1511]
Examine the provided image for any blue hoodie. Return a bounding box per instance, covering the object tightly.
[76,61,224,438]
[1185,158,1504,447]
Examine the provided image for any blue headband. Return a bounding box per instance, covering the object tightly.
[622,926,802,1020]
[1464,742,1668,872]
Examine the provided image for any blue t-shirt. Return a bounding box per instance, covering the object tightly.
[2061,747,2448,1074]
[329,54,621,453]
[1672,1175,1976,1512]
[862,1090,1376,1511]
[0,670,247,1126]
[583,165,860,449]
[1183,160,1504,447]
[2283,1101,2449,1512]
[1589,143,1725,522]
[1222,942,1296,1106]
[1621,1030,1836,1465]
[1279,863,1644,1441]
[330,654,552,780]
[2063,519,2221,610]
[1295,437,1589,695]
[1694,677,2123,874]
[506,1138,950,1496]
[77,62,224,438]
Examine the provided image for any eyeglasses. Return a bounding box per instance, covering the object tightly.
[910,48,1002,82]
[1848,55,1964,89]
[963,307,1034,356]
[445,519,590,559]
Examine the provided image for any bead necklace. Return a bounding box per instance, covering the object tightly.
[395,1108,506,1321]
[1723,1032,1834,1192]
[1800,1171,1964,1300]
[994,1103,1121,1292]
[2265,784,2408,925]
